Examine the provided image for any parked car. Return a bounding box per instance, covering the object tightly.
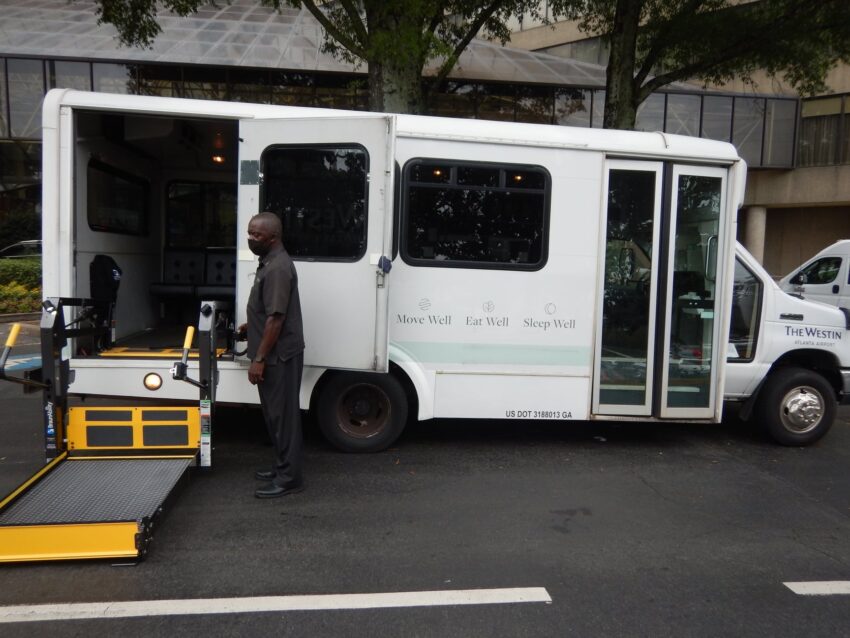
[0,239,41,259]
[778,240,850,307]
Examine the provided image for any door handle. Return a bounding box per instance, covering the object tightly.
[833,285,840,294]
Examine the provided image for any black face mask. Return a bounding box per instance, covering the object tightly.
[248,239,267,256]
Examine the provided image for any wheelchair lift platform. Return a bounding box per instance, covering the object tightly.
[0,299,221,564]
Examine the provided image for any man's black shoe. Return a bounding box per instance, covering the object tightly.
[254,482,304,499]
[255,470,275,481]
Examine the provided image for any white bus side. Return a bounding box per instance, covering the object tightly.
[41,89,850,450]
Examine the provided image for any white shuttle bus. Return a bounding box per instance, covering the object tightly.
[39,89,850,450]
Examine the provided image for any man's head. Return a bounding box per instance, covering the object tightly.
[247,212,282,257]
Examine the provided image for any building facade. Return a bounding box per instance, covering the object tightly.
[0,1,804,273]
[508,9,850,276]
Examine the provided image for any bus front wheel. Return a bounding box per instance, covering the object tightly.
[757,366,836,446]
[316,372,408,453]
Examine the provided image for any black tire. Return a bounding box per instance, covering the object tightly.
[316,371,408,452]
[756,366,836,446]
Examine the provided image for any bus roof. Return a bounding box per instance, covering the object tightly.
[44,88,742,164]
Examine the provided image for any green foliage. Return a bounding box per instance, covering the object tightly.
[564,0,850,129]
[0,281,41,314]
[0,258,41,289]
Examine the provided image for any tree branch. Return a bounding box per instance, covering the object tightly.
[432,0,505,86]
[337,0,369,43]
[299,0,366,57]
[635,0,709,87]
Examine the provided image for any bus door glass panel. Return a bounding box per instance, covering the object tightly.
[661,167,726,417]
[594,162,663,416]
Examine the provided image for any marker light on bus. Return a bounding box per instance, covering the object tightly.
[143,373,163,391]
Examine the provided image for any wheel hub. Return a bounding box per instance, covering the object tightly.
[781,387,823,432]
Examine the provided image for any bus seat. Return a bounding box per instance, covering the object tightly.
[149,249,204,297]
[196,248,235,300]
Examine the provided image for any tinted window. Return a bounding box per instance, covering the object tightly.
[87,160,148,235]
[263,146,368,260]
[403,160,548,269]
[798,256,842,285]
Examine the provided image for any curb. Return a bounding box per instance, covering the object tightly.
[0,312,40,324]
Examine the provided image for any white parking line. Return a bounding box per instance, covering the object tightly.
[0,587,552,623]
[784,581,850,595]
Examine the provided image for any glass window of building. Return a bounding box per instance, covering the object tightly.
[763,99,796,167]
[230,69,271,104]
[701,95,733,142]
[477,84,516,122]
[402,160,549,269]
[555,88,590,127]
[137,65,182,98]
[49,61,91,91]
[8,59,45,139]
[591,90,606,128]
[635,93,665,132]
[183,66,228,101]
[430,81,477,119]
[0,141,42,249]
[93,63,135,94]
[271,71,316,106]
[0,59,7,137]
[665,93,701,136]
[516,85,553,124]
[798,96,843,166]
[733,97,766,166]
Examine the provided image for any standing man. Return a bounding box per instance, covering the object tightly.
[241,211,305,498]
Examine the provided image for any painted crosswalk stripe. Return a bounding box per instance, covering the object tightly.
[784,581,850,595]
[0,588,552,623]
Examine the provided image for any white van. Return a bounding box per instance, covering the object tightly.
[779,240,850,308]
[38,89,850,450]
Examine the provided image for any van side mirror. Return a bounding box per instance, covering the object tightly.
[790,273,806,285]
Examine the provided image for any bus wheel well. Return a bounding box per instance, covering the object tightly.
[309,362,418,417]
[308,363,417,453]
[768,349,842,399]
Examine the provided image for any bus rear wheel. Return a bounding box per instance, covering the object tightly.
[316,372,408,453]
[757,366,836,446]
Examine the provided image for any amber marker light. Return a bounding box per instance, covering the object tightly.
[211,155,226,164]
[143,372,163,391]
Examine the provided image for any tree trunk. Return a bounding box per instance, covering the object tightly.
[603,0,642,130]
[369,58,425,114]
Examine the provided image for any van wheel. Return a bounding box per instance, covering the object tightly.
[757,367,835,446]
[316,372,408,453]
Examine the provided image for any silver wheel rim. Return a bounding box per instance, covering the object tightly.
[779,385,824,434]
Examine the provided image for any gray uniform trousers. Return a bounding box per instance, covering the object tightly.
[257,351,303,487]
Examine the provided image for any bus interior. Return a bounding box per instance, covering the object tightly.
[73,109,240,355]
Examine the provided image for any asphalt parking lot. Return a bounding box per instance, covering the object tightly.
[0,322,848,636]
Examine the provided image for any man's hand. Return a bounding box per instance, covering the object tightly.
[236,323,247,341]
[248,360,265,385]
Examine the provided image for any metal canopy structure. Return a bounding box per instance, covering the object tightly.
[0,0,610,86]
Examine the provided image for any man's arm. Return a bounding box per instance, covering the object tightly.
[248,313,285,385]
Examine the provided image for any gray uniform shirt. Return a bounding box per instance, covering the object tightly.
[247,244,305,363]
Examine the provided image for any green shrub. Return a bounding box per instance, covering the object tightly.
[0,281,42,314]
[0,258,41,288]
